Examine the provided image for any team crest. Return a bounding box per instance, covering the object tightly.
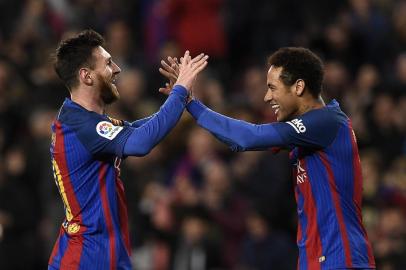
[107,116,124,126]
[96,121,123,140]
[67,223,80,234]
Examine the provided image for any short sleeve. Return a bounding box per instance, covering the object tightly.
[272,108,341,149]
[67,112,133,157]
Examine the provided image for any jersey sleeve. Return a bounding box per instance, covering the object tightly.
[127,115,155,128]
[186,100,340,151]
[122,85,189,156]
[68,112,133,158]
[186,100,285,151]
[269,108,340,149]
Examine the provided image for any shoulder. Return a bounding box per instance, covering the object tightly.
[272,101,347,149]
[57,99,106,127]
[297,100,347,130]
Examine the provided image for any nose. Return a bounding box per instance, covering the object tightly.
[264,89,273,102]
[113,61,121,74]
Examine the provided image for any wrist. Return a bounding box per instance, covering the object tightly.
[172,85,188,97]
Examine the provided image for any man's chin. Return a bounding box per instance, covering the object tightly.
[101,85,120,105]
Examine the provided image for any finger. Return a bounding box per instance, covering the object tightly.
[168,57,180,75]
[181,51,190,65]
[173,57,181,69]
[192,60,208,75]
[168,60,179,75]
[160,60,172,71]
[158,87,171,95]
[168,56,178,66]
[161,60,178,76]
[171,64,179,76]
[180,57,184,65]
[190,53,205,65]
[159,67,177,81]
[191,55,209,71]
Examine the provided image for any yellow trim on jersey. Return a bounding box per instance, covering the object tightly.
[52,159,73,221]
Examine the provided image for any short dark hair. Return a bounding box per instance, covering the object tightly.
[268,47,324,98]
[54,29,104,91]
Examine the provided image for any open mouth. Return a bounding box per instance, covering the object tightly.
[271,104,280,115]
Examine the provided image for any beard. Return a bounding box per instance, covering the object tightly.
[98,74,120,105]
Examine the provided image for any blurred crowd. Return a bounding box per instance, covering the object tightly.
[0,0,405,269]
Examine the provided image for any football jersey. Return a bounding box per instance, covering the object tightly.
[49,86,188,270]
[186,99,376,270]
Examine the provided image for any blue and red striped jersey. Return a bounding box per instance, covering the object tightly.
[49,86,188,270]
[49,98,133,270]
[186,99,376,270]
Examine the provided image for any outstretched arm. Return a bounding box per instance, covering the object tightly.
[186,99,284,151]
[123,51,209,156]
[123,85,188,156]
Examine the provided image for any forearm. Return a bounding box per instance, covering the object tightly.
[186,100,285,151]
[123,85,188,156]
[129,115,155,128]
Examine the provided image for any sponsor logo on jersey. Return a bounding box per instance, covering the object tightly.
[96,121,123,140]
[287,118,306,133]
[296,159,308,184]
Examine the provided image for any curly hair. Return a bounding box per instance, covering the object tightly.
[268,47,324,98]
[54,29,104,91]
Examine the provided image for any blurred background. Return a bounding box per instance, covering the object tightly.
[0,0,405,269]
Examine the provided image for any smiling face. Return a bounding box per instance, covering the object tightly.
[264,66,300,122]
[90,46,121,104]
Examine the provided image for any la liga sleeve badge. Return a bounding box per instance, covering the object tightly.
[96,121,124,140]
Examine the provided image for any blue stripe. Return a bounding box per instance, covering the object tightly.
[325,125,371,266]
[305,153,345,268]
[106,165,118,267]
[53,233,69,268]
[105,166,132,268]
[296,187,308,270]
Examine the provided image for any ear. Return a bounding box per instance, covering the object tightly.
[79,68,93,86]
[295,79,305,96]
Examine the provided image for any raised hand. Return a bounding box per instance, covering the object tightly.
[159,51,208,96]
[159,56,180,95]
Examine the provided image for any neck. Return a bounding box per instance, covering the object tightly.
[70,87,105,114]
[297,95,325,116]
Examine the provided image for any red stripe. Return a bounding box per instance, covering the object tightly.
[98,163,116,270]
[54,121,84,268]
[116,176,131,255]
[298,158,322,270]
[319,151,352,267]
[347,120,375,266]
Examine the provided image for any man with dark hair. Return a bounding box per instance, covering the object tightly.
[160,47,376,270]
[49,29,208,269]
